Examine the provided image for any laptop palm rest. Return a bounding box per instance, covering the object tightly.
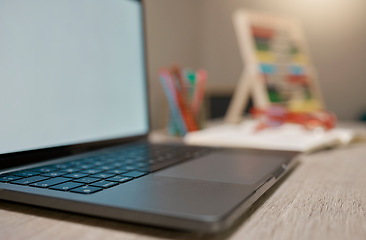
[81,151,287,230]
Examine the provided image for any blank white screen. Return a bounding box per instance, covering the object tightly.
[0,0,148,154]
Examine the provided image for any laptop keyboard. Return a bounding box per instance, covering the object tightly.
[0,144,210,194]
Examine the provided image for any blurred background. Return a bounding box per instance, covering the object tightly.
[144,0,366,129]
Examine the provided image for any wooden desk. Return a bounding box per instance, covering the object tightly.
[2,143,366,240]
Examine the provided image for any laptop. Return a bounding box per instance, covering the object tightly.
[0,0,299,233]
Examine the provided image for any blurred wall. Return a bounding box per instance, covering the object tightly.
[199,0,366,121]
[145,0,366,129]
[144,0,201,129]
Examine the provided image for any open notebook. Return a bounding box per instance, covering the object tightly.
[184,120,365,153]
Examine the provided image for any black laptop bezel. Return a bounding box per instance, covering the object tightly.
[0,0,151,170]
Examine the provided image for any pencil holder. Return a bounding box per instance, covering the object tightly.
[159,66,207,136]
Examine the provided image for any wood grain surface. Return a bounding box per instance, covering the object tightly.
[1,143,366,240]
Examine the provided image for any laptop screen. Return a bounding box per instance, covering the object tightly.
[0,0,149,155]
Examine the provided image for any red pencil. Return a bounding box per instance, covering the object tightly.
[191,69,207,116]
[174,83,199,132]
[170,66,198,131]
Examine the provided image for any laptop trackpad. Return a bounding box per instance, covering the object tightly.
[155,151,284,185]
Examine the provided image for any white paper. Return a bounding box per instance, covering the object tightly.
[184,120,357,152]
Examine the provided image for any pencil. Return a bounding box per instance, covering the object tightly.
[191,69,207,116]
[159,69,188,135]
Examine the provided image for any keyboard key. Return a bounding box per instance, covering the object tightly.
[147,160,156,165]
[32,167,57,173]
[122,171,148,178]
[93,161,103,166]
[41,172,66,177]
[122,158,135,163]
[50,182,84,191]
[63,173,89,179]
[0,175,22,182]
[120,165,136,171]
[78,164,94,169]
[111,163,124,168]
[106,175,132,183]
[12,171,40,177]
[90,180,118,188]
[73,177,100,184]
[106,169,129,174]
[72,160,88,165]
[29,177,70,188]
[136,167,151,172]
[81,169,103,174]
[89,173,115,179]
[11,176,50,185]
[96,165,114,171]
[55,163,75,169]
[59,168,80,173]
[135,162,148,168]
[70,186,102,194]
